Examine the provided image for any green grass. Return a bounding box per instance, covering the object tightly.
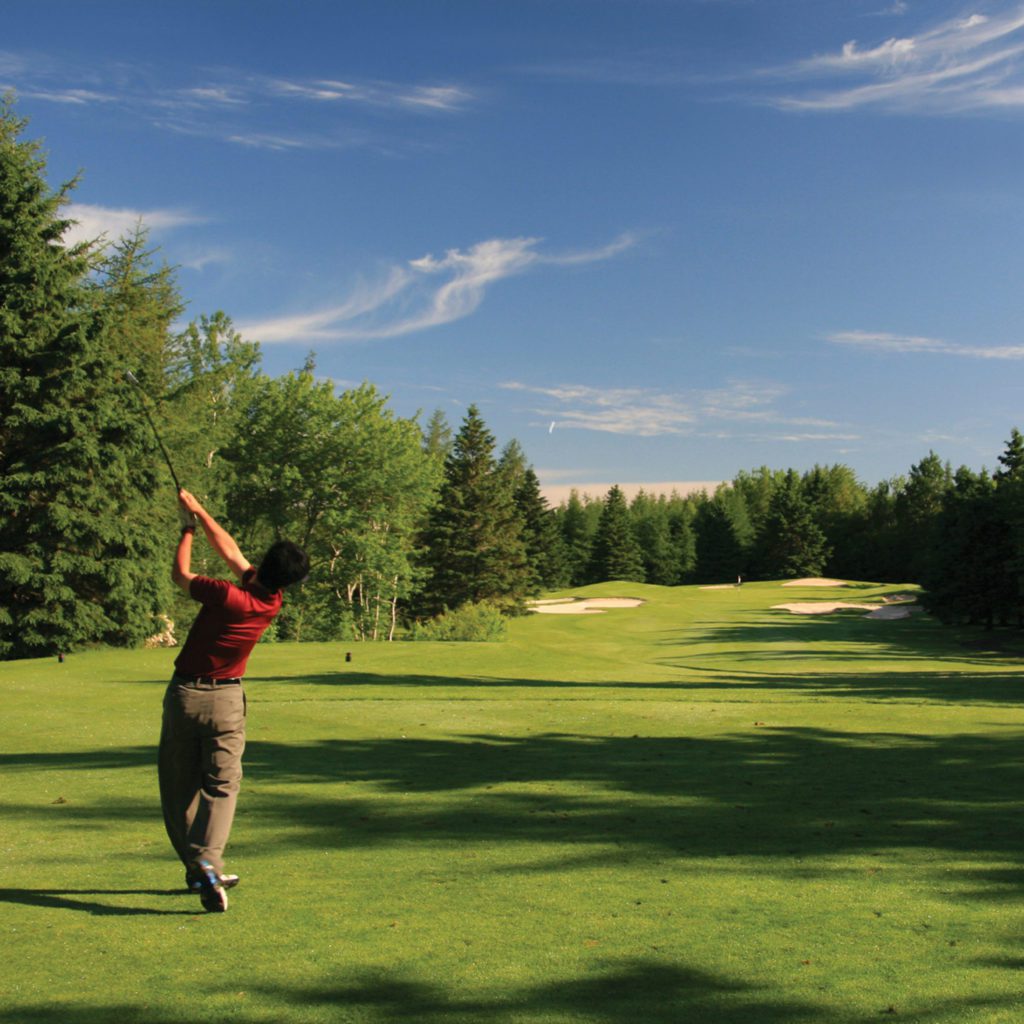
[3,580,1024,1023]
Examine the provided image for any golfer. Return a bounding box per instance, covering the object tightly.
[159,488,309,912]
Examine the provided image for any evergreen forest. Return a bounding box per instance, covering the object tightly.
[3,98,1023,660]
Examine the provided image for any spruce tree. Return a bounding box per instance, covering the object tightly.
[994,428,1024,625]
[923,468,1008,627]
[894,452,953,583]
[557,490,596,586]
[587,485,645,583]
[631,491,678,585]
[422,408,453,465]
[694,486,753,583]
[757,470,831,579]
[666,492,699,583]
[514,467,569,591]
[0,99,166,657]
[419,405,530,614]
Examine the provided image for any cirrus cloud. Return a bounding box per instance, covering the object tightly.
[62,202,207,247]
[769,5,1024,114]
[829,329,1024,359]
[500,379,846,439]
[239,233,638,344]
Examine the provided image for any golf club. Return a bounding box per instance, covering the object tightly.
[125,369,183,492]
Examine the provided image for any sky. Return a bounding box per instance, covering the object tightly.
[4,0,1024,500]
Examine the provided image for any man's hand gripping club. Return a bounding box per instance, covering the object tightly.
[172,490,252,592]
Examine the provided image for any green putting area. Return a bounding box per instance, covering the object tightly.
[3,580,1023,1023]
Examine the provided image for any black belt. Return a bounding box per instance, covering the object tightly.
[173,673,241,686]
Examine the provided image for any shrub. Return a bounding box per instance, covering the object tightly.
[409,601,508,642]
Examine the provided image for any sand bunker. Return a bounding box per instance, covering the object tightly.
[780,578,849,588]
[866,604,920,620]
[773,601,878,615]
[529,597,645,615]
[773,600,921,620]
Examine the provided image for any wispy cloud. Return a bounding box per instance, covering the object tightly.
[179,86,247,106]
[829,329,1024,359]
[266,76,472,112]
[500,379,845,439]
[239,234,637,344]
[870,1,909,16]
[19,87,117,105]
[769,5,1024,114]
[0,51,477,150]
[179,246,232,272]
[501,382,695,436]
[397,85,474,111]
[62,202,207,247]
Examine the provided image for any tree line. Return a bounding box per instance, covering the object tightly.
[551,441,1024,630]
[2,99,1022,659]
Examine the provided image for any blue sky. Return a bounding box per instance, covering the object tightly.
[5,1,1024,499]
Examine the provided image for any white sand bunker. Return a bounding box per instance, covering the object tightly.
[529,597,645,615]
[773,600,921,620]
[781,578,849,588]
[866,604,921,620]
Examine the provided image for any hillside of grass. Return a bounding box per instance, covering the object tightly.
[2,580,1023,1023]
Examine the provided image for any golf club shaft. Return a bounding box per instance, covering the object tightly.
[126,371,183,492]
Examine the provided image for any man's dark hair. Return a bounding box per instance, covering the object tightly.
[257,541,309,592]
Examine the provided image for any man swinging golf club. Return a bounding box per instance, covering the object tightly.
[160,488,309,912]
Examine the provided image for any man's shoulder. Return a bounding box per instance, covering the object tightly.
[189,574,235,605]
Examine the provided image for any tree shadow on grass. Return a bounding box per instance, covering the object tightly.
[242,726,1024,895]
[0,747,154,771]
[647,665,1024,704]
[0,888,193,916]
[6,724,1024,899]
[0,959,840,1023]
[0,958,1018,1024]
[258,960,823,1024]
[253,665,1024,704]
[663,609,1024,669]
[11,726,1020,885]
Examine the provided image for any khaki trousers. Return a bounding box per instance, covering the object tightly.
[158,678,245,874]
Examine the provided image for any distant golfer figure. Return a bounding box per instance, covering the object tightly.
[160,489,309,912]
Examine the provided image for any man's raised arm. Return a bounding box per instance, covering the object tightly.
[177,489,252,582]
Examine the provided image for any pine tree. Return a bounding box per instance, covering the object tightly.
[756,470,831,579]
[422,408,453,465]
[557,490,596,586]
[631,491,678,585]
[419,405,531,614]
[800,464,867,577]
[994,428,1024,625]
[694,485,753,583]
[0,99,167,657]
[514,468,569,591]
[890,452,952,583]
[666,492,699,583]
[923,468,1008,627]
[496,438,529,495]
[587,485,645,583]
[853,479,903,583]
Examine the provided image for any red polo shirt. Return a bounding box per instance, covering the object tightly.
[174,568,282,679]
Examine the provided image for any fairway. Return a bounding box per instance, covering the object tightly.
[3,580,1023,1023]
